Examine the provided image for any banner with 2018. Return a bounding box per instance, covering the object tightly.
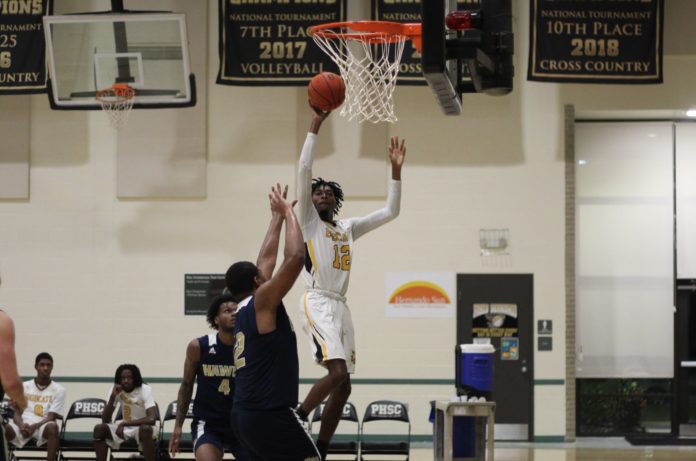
[528,0,663,83]
[217,0,344,86]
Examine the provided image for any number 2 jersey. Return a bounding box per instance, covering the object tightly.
[233,296,299,411]
[21,380,66,424]
[298,132,401,296]
[193,333,236,425]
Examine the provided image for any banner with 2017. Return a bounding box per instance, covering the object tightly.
[528,0,663,83]
[217,0,345,86]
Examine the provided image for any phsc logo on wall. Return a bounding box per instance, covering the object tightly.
[385,272,455,318]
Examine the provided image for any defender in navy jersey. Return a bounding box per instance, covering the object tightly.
[169,295,248,461]
[0,304,28,461]
[227,184,319,461]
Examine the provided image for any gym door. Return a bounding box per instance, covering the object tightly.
[457,273,534,441]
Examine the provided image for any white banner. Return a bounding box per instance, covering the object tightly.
[385,272,455,318]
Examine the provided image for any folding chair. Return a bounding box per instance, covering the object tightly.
[59,398,106,461]
[310,402,359,461]
[2,397,58,461]
[359,401,410,461]
[8,425,63,461]
[110,403,161,461]
[158,401,194,459]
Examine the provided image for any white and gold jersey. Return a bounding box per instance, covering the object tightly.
[301,217,354,296]
[22,380,65,425]
[109,384,156,422]
[298,133,401,297]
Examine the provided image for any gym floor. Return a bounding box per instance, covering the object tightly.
[407,438,696,460]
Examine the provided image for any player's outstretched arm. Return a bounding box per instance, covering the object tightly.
[0,311,27,411]
[351,136,406,240]
[257,184,293,281]
[309,106,330,135]
[169,339,199,457]
[299,108,330,225]
[254,184,305,334]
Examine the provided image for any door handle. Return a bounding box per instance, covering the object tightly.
[681,361,696,368]
[521,366,528,373]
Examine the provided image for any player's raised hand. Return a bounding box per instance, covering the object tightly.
[309,103,330,134]
[270,184,290,217]
[389,136,406,181]
[269,183,296,217]
[389,136,406,167]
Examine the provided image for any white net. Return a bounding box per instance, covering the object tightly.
[312,31,406,123]
[96,86,135,130]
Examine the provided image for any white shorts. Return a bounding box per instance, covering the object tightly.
[300,290,356,373]
[6,420,53,448]
[105,423,158,450]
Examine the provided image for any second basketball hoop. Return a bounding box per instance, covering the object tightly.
[309,21,421,124]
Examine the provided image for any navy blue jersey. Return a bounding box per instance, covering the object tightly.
[233,296,299,410]
[193,333,236,424]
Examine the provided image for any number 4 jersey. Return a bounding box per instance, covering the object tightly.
[193,333,236,425]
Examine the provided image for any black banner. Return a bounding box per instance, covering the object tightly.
[184,274,226,315]
[528,0,663,83]
[217,0,345,86]
[0,0,51,94]
[372,0,424,85]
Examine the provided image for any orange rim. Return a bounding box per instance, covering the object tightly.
[309,21,422,49]
[96,83,135,101]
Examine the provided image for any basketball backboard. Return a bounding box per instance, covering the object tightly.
[421,0,514,115]
[43,12,195,109]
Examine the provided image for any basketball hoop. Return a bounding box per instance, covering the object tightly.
[95,83,136,130]
[309,21,421,123]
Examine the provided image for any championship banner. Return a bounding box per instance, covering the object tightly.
[528,0,663,83]
[372,0,424,85]
[217,0,345,86]
[0,0,52,94]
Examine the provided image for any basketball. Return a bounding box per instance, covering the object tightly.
[308,72,345,112]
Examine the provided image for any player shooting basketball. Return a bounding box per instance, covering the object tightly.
[294,106,406,460]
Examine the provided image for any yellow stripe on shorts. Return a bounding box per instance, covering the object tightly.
[303,292,328,361]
